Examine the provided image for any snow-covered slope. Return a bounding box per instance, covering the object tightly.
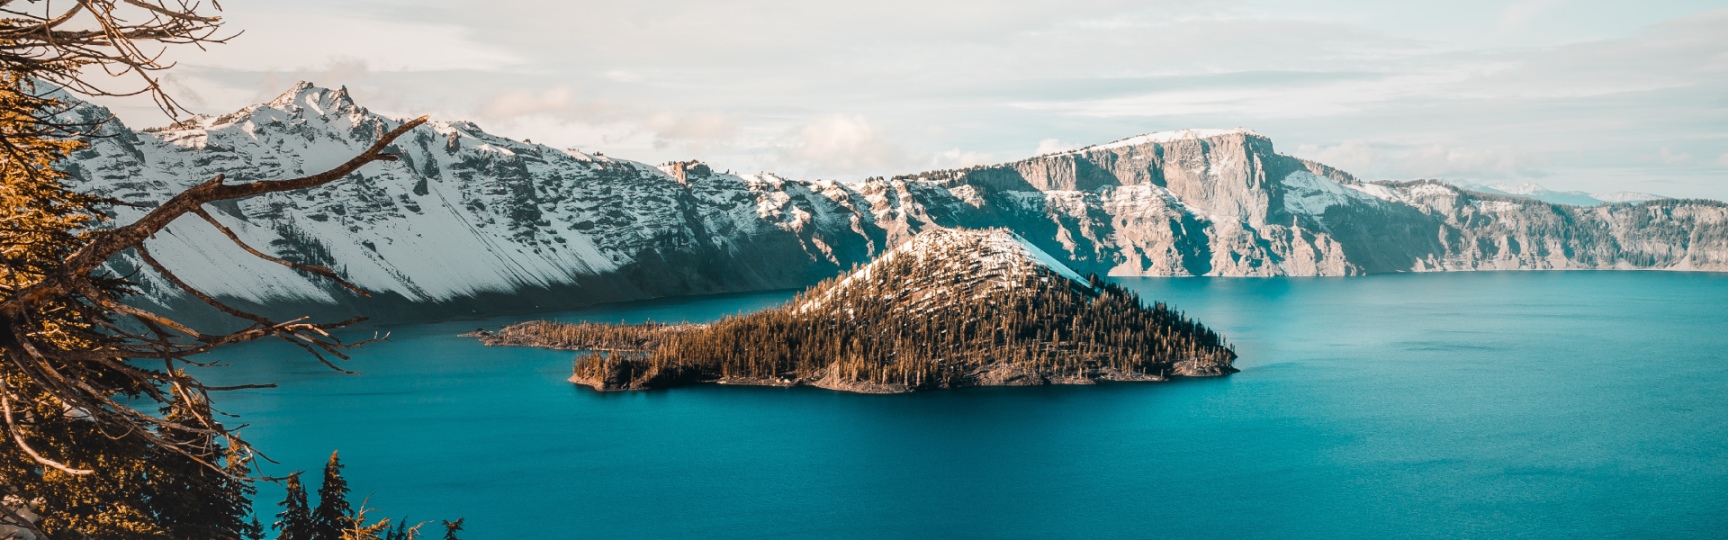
[58,82,1728,324]
[65,83,907,322]
[797,228,1084,314]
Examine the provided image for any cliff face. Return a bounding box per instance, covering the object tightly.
[58,83,1728,324]
[1367,182,1728,271]
[899,132,1727,277]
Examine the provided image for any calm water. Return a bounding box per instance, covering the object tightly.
[194,272,1728,539]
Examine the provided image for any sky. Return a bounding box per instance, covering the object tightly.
[85,0,1728,199]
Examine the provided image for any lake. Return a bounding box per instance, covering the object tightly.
[194,271,1728,538]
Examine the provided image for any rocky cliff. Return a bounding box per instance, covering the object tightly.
[58,82,1728,324]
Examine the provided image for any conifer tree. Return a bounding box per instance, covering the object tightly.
[344,504,393,540]
[384,517,418,540]
[145,394,257,539]
[275,473,315,540]
[313,451,357,540]
[225,442,267,540]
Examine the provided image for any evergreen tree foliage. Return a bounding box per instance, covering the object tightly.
[142,395,259,539]
[312,451,356,540]
[274,473,315,540]
[383,517,419,540]
[0,70,256,540]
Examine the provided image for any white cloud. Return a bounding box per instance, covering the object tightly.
[781,114,908,176]
[1293,141,1378,173]
[68,1,1728,198]
[1658,147,1693,165]
[931,149,996,169]
[602,70,644,83]
[1403,144,1549,179]
[644,111,740,150]
[478,86,618,123]
[474,87,740,154]
[253,58,380,102]
[1718,153,1728,167]
[1034,138,1078,155]
[200,8,523,73]
[1500,0,1569,30]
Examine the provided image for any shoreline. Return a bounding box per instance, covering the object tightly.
[562,363,1236,395]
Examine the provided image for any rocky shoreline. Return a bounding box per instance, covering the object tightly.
[563,361,1212,394]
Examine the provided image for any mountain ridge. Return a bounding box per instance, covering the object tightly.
[57,82,1728,324]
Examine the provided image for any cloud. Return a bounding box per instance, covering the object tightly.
[1718,153,1728,167]
[156,73,209,109]
[781,114,908,176]
[197,6,524,73]
[602,70,644,83]
[478,86,619,124]
[1013,68,1482,119]
[644,111,740,150]
[1034,138,1078,155]
[1500,0,1569,30]
[1293,141,1378,173]
[475,87,740,154]
[1403,144,1549,179]
[1657,147,1693,165]
[931,148,996,169]
[71,1,1728,198]
[255,58,376,102]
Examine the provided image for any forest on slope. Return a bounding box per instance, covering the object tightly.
[474,229,1237,393]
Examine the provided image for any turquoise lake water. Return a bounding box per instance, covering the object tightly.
[193,272,1728,538]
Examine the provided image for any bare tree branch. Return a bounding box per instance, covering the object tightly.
[1,115,425,316]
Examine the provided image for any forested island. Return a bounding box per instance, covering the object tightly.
[470,229,1237,393]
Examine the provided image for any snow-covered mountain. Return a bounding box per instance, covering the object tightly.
[59,82,1728,324]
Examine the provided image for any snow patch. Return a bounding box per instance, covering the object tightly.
[1345,182,1399,202]
[1280,170,1375,215]
[1473,200,1524,213]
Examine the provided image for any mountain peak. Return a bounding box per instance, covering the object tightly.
[265,81,359,116]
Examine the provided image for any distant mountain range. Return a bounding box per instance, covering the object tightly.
[1442,181,1667,207]
[59,82,1728,324]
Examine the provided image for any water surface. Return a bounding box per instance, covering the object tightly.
[196,272,1728,538]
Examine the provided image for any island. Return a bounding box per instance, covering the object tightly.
[469,228,1238,393]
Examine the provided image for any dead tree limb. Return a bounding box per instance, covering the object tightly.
[0,115,428,477]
